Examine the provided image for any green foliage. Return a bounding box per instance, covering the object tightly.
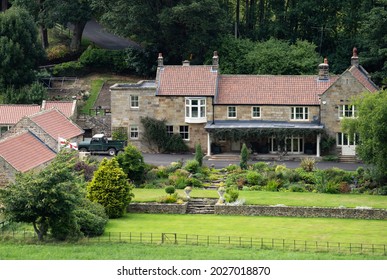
[87,158,134,218]
[52,61,84,76]
[74,199,108,237]
[240,143,249,169]
[0,150,84,241]
[79,46,129,73]
[46,44,71,61]
[343,90,387,183]
[116,144,145,184]
[264,179,280,192]
[164,186,176,195]
[112,127,128,141]
[300,158,316,172]
[0,7,44,90]
[194,143,204,167]
[246,171,264,186]
[184,160,200,173]
[225,188,239,203]
[165,134,189,153]
[3,82,47,104]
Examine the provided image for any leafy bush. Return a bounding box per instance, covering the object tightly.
[288,183,306,193]
[225,188,239,203]
[74,199,108,237]
[187,177,203,188]
[322,168,353,183]
[165,134,189,153]
[251,162,270,172]
[52,61,84,76]
[263,179,280,192]
[295,168,316,184]
[79,47,128,73]
[116,144,146,184]
[46,44,71,61]
[184,160,200,173]
[246,171,264,186]
[164,186,176,194]
[157,193,179,203]
[74,160,98,182]
[324,181,340,194]
[195,143,204,166]
[300,157,315,172]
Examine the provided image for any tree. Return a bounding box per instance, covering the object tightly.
[240,143,249,169]
[116,144,146,184]
[4,82,47,104]
[87,157,134,218]
[0,150,85,241]
[342,90,387,182]
[0,7,44,90]
[194,143,204,167]
[11,0,53,49]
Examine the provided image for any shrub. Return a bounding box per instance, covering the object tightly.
[79,47,128,73]
[184,160,200,173]
[240,143,249,169]
[226,164,240,172]
[264,179,280,192]
[157,193,178,203]
[74,199,108,237]
[195,143,204,166]
[187,177,203,188]
[46,44,70,61]
[322,168,353,183]
[116,144,146,184]
[52,61,84,76]
[251,162,270,172]
[300,157,315,172]
[288,183,306,192]
[324,181,340,194]
[246,171,264,186]
[165,134,189,153]
[295,168,316,184]
[225,188,239,203]
[165,186,176,194]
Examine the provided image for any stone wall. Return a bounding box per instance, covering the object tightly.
[127,202,188,214]
[0,156,14,188]
[214,205,387,220]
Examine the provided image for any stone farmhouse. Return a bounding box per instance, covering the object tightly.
[0,108,83,187]
[110,48,378,160]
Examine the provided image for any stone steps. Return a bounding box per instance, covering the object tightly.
[186,198,217,214]
[339,155,358,163]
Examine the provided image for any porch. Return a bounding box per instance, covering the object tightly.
[205,120,324,159]
[207,152,322,162]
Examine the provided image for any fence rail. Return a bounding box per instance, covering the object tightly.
[1,230,386,256]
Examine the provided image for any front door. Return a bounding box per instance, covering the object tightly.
[342,145,356,156]
[338,132,358,156]
[231,141,240,151]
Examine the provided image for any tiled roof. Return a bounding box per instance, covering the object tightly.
[0,105,41,125]
[157,65,218,96]
[349,66,379,92]
[42,101,75,118]
[29,109,83,140]
[217,75,338,105]
[0,131,56,172]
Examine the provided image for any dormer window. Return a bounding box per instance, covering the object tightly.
[185,98,206,123]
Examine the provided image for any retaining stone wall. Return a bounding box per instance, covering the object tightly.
[128,203,187,214]
[214,205,387,220]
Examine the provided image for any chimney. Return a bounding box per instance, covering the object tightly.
[157,53,164,67]
[182,60,190,66]
[351,47,359,67]
[212,51,219,71]
[318,58,329,80]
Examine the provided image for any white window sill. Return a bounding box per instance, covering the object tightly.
[185,117,207,123]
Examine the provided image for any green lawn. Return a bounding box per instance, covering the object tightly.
[133,189,387,209]
[0,242,385,260]
[105,213,387,245]
[80,79,104,115]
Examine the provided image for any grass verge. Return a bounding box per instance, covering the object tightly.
[80,79,104,115]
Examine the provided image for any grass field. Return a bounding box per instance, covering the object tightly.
[80,78,104,115]
[132,189,387,209]
[105,213,387,245]
[1,242,385,260]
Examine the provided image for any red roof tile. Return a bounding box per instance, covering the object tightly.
[0,105,41,125]
[217,75,338,105]
[29,109,83,140]
[0,132,56,172]
[42,101,75,118]
[349,66,379,92]
[157,65,217,96]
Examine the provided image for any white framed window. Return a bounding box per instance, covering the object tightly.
[130,125,139,139]
[185,98,206,123]
[166,125,174,137]
[269,136,304,153]
[179,125,189,140]
[339,105,356,118]
[228,106,237,118]
[252,106,261,118]
[337,132,359,146]
[291,107,308,120]
[130,95,139,108]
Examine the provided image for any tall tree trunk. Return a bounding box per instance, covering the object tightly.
[236,0,240,38]
[1,0,8,11]
[70,21,86,52]
[40,26,49,49]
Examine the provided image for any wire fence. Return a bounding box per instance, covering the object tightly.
[1,230,387,256]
